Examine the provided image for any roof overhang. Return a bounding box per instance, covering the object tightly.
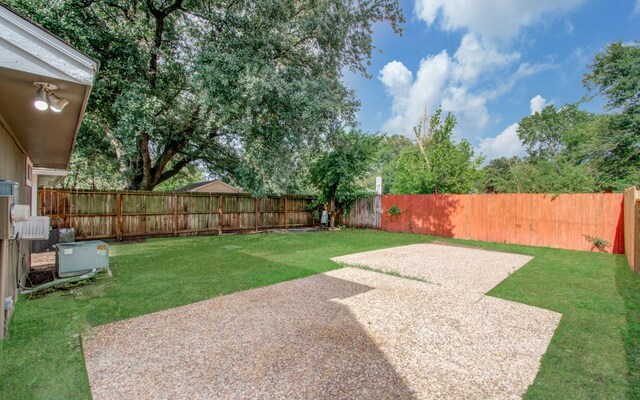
[0,5,97,170]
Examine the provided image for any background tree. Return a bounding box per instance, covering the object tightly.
[517,104,593,160]
[483,157,526,193]
[391,109,484,194]
[481,41,639,193]
[309,130,380,227]
[358,134,413,193]
[582,41,640,189]
[10,0,404,192]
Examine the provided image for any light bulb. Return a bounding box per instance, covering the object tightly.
[48,92,68,112]
[34,88,48,111]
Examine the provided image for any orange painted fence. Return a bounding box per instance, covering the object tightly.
[380,193,625,254]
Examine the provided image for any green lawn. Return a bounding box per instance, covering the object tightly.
[0,230,638,399]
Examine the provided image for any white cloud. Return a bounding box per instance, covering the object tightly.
[477,123,526,161]
[415,0,585,41]
[530,95,546,114]
[378,0,580,147]
[565,20,575,34]
[378,40,546,136]
[379,61,413,99]
[452,34,520,83]
[479,61,555,100]
[440,86,489,131]
[379,53,452,134]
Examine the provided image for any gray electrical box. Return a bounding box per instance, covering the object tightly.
[0,180,18,204]
[55,241,110,278]
[0,181,19,239]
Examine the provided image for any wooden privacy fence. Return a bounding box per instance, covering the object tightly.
[39,188,316,241]
[623,187,640,272]
[375,193,625,254]
[341,195,382,229]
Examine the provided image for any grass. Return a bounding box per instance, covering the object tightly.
[0,230,638,399]
[335,262,440,285]
[0,230,430,399]
[439,237,640,400]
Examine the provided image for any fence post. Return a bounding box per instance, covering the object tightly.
[284,197,288,229]
[255,197,259,232]
[173,193,178,236]
[635,201,640,274]
[209,193,213,232]
[218,195,223,235]
[115,192,122,241]
[37,188,42,216]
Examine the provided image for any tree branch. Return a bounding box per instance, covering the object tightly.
[140,131,152,187]
[104,2,132,20]
[155,156,193,185]
[149,106,202,183]
[145,0,183,89]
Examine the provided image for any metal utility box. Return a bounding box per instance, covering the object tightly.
[0,180,18,203]
[0,181,18,240]
[55,241,109,278]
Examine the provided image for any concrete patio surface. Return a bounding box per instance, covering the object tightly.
[82,244,561,399]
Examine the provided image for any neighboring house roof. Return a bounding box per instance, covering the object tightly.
[176,180,242,193]
[0,5,98,170]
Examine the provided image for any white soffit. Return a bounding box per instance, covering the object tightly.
[0,6,97,84]
[33,167,68,177]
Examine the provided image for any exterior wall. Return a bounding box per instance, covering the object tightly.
[0,116,31,336]
[191,181,241,193]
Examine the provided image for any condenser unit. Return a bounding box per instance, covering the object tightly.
[55,241,109,278]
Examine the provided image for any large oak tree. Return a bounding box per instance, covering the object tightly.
[10,0,404,191]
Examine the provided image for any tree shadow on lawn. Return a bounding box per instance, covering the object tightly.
[615,259,640,399]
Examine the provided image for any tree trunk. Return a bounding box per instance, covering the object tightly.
[329,195,336,228]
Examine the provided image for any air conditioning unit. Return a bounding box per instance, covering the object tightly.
[14,216,50,240]
[55,241,110,278]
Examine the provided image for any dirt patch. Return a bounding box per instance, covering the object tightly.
[27,268,54,286]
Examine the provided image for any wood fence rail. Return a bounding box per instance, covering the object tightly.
[39,188,316,241]
[343,193,625,254]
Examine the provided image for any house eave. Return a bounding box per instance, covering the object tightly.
[0,4,98,170]
[0,5,98,84]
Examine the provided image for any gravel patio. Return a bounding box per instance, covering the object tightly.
[82,244,561,399]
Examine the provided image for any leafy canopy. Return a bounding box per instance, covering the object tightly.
[391,109,484,194]
[482,41,640,193]
[10,0,404,192]
[309,130,380,225]
[359,134,413,194]
[517,104,593,161]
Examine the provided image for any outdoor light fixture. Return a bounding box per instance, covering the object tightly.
[47,92,68,112]
[33,82,68,112]
[33,86,48,111]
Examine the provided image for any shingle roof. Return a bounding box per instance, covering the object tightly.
[175,180,240,192]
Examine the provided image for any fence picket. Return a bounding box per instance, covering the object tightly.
[372,193,625,254]
[38,189,316,240]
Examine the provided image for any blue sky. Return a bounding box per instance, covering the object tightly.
[345,0,639,161]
